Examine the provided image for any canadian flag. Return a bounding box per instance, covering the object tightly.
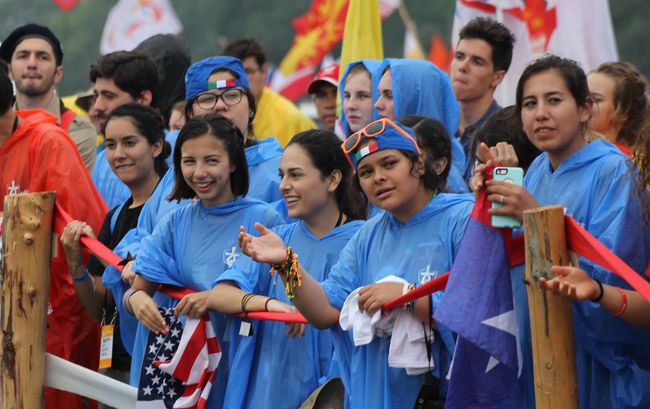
[451,0,618,105]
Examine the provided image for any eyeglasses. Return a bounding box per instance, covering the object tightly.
[342,118,420,155]
[195,88,244,110]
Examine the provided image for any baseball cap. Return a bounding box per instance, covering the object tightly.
[185,56,249,101]
[307,63,339,95]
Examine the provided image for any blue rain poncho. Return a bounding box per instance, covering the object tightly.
[513,139,650,409]
[321,193,473,408]
[245,137,283,203]
[102,140,285,356]
[128,197,282,407]
[338,59,382,136]
[214,219,364,409]
[380,58,468,194]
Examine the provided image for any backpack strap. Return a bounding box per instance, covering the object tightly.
[109,203,126,235]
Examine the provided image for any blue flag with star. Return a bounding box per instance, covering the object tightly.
[136,307,185,408]
[434,184,522,408]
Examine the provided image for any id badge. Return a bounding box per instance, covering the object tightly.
[239,321,253,337]
[99,324,114,369]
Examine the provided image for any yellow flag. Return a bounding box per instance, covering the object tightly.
[338,0,384,113]
[339,0,383,78]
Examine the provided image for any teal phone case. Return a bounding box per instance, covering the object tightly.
[491,167,524,228]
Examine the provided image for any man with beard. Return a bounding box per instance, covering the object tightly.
[0,23,97,171]
[88,51,160,208]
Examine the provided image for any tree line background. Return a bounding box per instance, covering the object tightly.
[0,0,647,97]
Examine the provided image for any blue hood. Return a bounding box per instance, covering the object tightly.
[338,59,383,136]
[380,58,460,136]
[380,58,468,192]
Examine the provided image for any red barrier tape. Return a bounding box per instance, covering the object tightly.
[383,273,449,311]
[159,285,308,324]
[51,202,650,318]
[54,203,124,271]
[565,216,650,303]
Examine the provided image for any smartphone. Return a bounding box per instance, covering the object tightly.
[491,166,524,229]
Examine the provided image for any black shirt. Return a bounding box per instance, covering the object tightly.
[87,197,143,371]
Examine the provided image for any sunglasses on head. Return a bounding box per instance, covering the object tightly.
[341,118,420,168]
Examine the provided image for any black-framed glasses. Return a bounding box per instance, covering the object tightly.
[195,88,244,110]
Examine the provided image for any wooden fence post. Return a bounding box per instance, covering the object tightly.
[1,192,55,409]
[523,205,578,409]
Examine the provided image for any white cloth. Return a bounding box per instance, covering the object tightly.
[339,275,435,375]
[45,353,137,409]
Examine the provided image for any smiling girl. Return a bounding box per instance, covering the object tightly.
[484,55,650,409]
[61,103,169,392]
[122,114,282,405]
[237,118,473,408]
[204,130,366,408]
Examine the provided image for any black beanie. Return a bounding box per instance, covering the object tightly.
[0,23,63,66]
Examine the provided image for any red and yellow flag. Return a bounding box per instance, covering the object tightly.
[278,0,349,76]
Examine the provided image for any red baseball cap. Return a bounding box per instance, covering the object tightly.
[307,63,340,95]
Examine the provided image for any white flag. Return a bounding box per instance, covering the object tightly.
[451,0,617,105]
[100,0,183,55]
[404,30,426,59]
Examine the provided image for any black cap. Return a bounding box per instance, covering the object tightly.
[0,23,63,66]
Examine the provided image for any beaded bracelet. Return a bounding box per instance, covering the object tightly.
[269,247,301,300]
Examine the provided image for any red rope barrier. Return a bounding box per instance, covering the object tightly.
[51,202,650,320]
[158,285,309,324]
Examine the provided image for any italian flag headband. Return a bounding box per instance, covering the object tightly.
[207,79,243,90]
[354,142,379,162]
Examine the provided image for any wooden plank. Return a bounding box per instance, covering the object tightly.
[523,205,578,409]
[1,192,55,409]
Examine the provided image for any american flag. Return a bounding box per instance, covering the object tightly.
[136,307,221,409]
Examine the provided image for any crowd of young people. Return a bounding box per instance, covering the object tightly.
[1,16,649,409]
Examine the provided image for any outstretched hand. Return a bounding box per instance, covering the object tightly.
[539,266,600,302]
[238,223,288,265]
